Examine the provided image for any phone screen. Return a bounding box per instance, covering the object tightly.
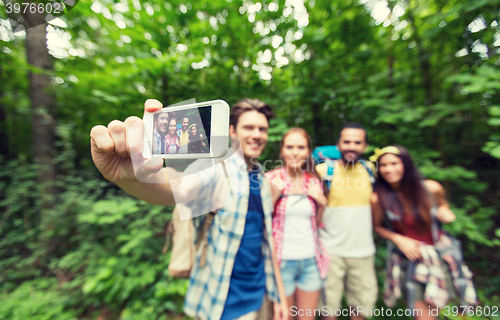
[152,106,212,155]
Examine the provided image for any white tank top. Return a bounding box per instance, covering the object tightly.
[281,195,316,260]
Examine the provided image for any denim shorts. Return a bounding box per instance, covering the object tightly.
[280,257,323,297]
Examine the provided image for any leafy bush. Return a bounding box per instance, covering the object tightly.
[0,278,78,320]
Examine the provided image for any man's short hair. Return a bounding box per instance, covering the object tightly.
[336,122,368,143]
[154,111,173,123]
[230,98,274,129]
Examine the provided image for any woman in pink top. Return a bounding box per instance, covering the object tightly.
[266,127,329,320]
[165,118,180,154]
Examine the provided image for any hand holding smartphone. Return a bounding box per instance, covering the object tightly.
[90,98,237,216]
[142,100,230,159]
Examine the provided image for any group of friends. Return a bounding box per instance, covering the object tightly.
[152,111,207,154]
[90,98,477,320]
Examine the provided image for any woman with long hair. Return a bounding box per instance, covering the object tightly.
[165,118,180,154]
[187,123,206,153]
[265,127,329,320]
[370,145,477,320]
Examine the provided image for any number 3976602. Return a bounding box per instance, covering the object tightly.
[5,2,64,14]
[444,306,498,317]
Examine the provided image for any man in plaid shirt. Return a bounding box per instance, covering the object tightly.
[152,112,169,154]
[90,98,288,320]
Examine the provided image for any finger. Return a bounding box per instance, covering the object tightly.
[107,120,128,157]
[411,248,421,261]
[407,253,416,262]
[415,248,422,259]
[135,157,164,181]
[90,125,115,153]
[309,183,320,190]
[273,304,280,320]
[144,99,163,115]
[308,179,319,186]
[124,116,142,155]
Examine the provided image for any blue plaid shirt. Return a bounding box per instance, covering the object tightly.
[153,128,165,154]
[183,153,279,320]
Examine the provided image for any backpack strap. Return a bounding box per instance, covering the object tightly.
[197,210,217,267]
[358,158,376,188]
[323,159,335,192]
[162,222,174,254]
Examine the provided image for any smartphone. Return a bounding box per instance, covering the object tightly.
[142,99,230,159]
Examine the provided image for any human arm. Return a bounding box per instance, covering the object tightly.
[371,193,423,262]
[307,177,327,226]
[316,206,325,227]
[90,99,211,206]
[424,179,456,224]
[271,246,289,320]
[200,133,206,147]
[90,99,178,206]
[266,173,285,206]
[307,178,327,208]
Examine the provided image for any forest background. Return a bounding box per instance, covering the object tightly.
[1,0,499,319]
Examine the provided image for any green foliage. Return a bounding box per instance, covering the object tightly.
[0,278,78,320]
[1,0,500,318]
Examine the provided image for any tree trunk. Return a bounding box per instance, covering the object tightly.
[407,7,433,105]
[24,13,56,212]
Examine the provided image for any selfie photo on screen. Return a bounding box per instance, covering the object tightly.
[152,106,211,155]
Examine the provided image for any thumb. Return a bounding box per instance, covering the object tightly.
[134,157,166,183]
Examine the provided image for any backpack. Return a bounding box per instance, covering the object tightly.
[312,145,376,192]
[163,206,216,278]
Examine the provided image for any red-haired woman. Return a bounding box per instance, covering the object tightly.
[370,145,477,320]
[266,127,329,320]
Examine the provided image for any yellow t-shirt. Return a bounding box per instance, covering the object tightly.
[316,160,376,258]
[179,130,189,146]
[316,161,374,207]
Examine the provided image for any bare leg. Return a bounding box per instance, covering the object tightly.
[414,300,436,320]
[295,288,320,320]
[287,293,296,320]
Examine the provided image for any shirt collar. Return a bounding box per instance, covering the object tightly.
[154,128,162,139]
[225,148,264,174]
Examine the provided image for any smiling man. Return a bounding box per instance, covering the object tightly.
[316,123,378,320]
[152,112,169,154]
[89,98,288,320]
[181,98,288,320]
[184,99,289,320]
[179,117,190,153]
